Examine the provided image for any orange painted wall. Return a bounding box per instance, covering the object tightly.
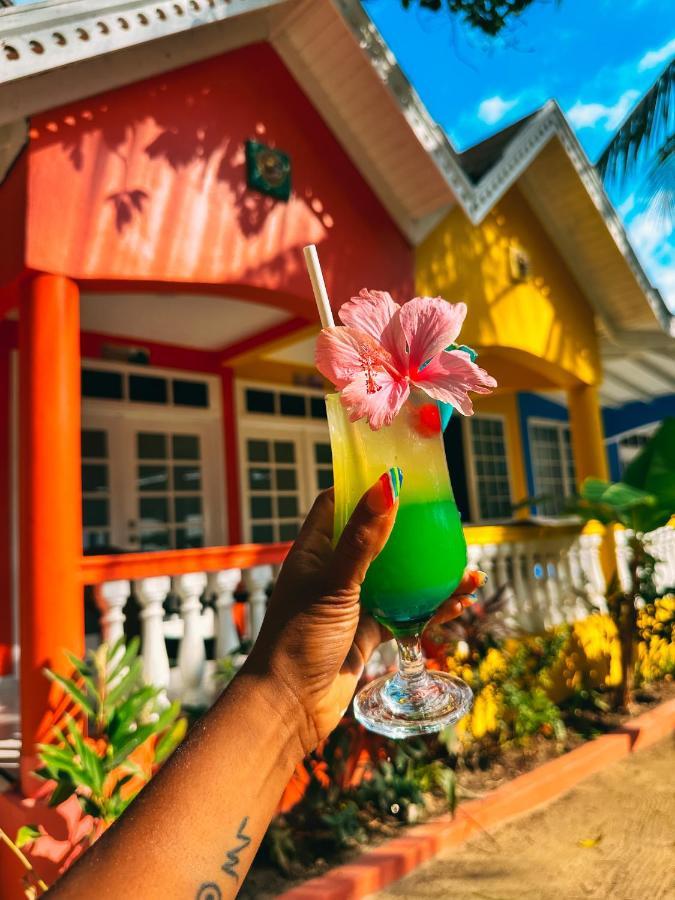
[25,43,413,309]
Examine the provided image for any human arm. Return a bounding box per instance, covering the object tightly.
[47,478,476,899]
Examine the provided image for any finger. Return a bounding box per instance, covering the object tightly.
[429,597,465,626]
[452,569,487,597]
[330,468,402,592]
[295,488,334,544]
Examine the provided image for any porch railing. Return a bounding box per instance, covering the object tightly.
[79,520,674,709]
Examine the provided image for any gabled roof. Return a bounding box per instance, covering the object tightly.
[0,0,672,345]
[458,111,538,184]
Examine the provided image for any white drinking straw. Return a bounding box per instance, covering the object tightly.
[303,244,335,329]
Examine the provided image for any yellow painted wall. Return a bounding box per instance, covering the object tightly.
[416,185,602,388]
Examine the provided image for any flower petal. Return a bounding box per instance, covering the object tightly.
[412,349,497,416]
[339,289,406,369]
[315,326,394,390]
[399,297,467,372]
[341,372,410,430]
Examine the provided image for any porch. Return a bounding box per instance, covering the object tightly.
[3,518,673,775]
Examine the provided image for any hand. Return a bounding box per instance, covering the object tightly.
[245,478,482,756]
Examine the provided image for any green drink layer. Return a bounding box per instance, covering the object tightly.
[361,499,466,635]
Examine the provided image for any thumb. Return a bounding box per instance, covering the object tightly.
[330,468,403,592]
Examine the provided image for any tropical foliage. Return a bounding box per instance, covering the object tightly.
[36,638,186,823]
[399,0,542,36]
[598,59,674,222]
[570,419,674,707]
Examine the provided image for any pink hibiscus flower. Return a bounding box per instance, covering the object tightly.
[315,290,497,430]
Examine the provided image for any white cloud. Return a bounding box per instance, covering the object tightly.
[617,193,635,219]
[567,89,640,131]
[477,95,519,125]
[626,208,675,312]
[638,36,675,72]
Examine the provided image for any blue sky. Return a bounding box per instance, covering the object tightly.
[365,0,675,313]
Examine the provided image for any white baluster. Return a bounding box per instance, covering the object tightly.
[244,565,273,642]
[495,543,509,589]
[480,544,497,601]
[96,580,130,646]
[511,542,533,630]
[466,542,484,576]
[613,528,633,593]
[174,572,209,707]
[210,568,242,658]
[135,576,171,695]
[525,545,546,632]
[543,548,563,627]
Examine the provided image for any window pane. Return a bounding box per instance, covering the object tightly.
[247,440,269,462]
[252,524,274,543]
[82,464,108,492]
[129,374,168,404]
[317,469,333,489]
[175,527,204,549]
[314,443,332,464]
[137,433,167,459]
[174,496,202,523]
[279,393,306,417]
[310,397,327,419]
[82,369,123,400]
[172,379,209,408]
[172,434,200,460]
[82,430,107,458]
[173,465,201,491]
[249,468,271,491]
[250,496,273,519]
[246,389,275,414]
[137,465,168,492]
[140,529,171,551]
[276,468,297,490]
[140,497,169,526]
[279,522,300,541]
[277,496,299,519]
[83,498,109,527]
[274,441,295,463]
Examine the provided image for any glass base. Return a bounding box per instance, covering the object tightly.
[353,670,473,739]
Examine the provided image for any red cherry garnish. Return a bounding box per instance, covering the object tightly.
[413,402,442,437]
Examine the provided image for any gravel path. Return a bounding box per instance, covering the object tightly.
[371,737,675,900]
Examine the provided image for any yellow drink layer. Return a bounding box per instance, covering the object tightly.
[326,391,467,634]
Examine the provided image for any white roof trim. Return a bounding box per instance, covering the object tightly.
[0,0,284,83]
[463,100,671,334]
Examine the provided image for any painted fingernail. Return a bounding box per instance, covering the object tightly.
[367,467,403,514]
[471,570,488,589]
[460,593,478,608]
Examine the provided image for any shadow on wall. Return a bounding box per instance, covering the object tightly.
[418,188,601,388]
[25,44,414,305]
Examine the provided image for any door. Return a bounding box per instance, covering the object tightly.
[82,415,224,552]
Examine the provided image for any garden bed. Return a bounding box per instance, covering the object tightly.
[240,678,675,899]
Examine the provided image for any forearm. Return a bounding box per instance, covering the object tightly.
[48,670,304,899]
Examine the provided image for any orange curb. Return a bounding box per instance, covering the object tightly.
[277,698,675,900]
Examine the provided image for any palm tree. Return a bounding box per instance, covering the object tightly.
[399,0,540,35]
[597,60,674,224]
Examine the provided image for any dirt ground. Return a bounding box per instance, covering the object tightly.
[372,736,675,900]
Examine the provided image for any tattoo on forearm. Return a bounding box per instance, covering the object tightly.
[221,817,251,882]
[195,817,252,897]
[196,884,222,900]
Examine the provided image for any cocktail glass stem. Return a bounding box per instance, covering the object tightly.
[381,633,446,717]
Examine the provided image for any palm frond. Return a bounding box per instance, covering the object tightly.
[641,134,675,227]
[597,60,674,184]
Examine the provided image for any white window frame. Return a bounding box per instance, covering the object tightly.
[236,380,331,542]
[81,360,226,549]
[606,422,659,473]
[527,417,576,514]
[463,413,514,524]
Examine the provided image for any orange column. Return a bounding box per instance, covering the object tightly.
[19,274,83,788]
[0,336,11,675]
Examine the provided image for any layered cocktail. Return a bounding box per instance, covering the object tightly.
[305,246,496,738]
